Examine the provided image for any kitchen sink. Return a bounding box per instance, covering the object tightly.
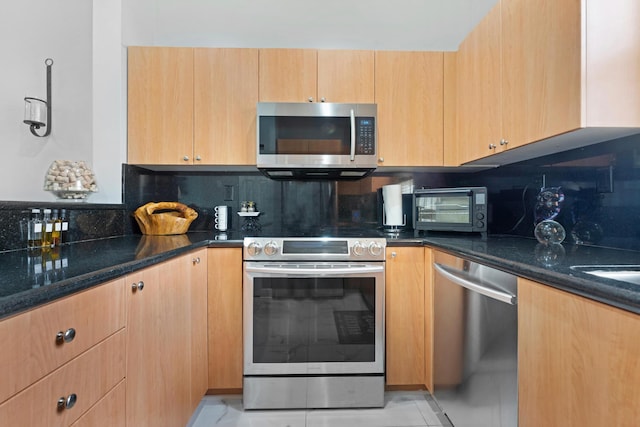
[570,265,640,286]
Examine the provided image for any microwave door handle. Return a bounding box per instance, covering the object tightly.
[350,109,356,161]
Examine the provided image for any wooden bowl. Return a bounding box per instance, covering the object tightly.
[134,202,198,235]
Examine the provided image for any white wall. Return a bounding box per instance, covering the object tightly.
[0,1,95,202]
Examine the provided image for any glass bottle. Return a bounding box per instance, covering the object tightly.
[51,209,61,247]
[27,209,43,249]
[60,209,69,245]
[42,209,54,248]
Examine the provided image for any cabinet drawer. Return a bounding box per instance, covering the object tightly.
[0,330,125,426]
[0,278,125,403]
[70,379,125,427]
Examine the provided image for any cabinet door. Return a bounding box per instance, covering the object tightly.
[194,48,259,165]
[455,3,503,164]
[518,278,640,426]
[502,0,582,149]
[317,50,375,103]
[259,48,318,102]
[375,51,444,166]
[126,257,191,427]
[207,247,243,390]
[385,247,425,385]
[128,47,194,165]
[188,249,208,407]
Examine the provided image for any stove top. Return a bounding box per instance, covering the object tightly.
[242,235,387,262]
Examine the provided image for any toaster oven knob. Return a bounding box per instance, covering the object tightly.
[352,241,365,257]
[368,242,383,257]
[264,241,279,256]
[247,241,262,256]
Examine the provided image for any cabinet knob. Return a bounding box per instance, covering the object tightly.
[391,251,397,258]
[500,139,509,146]
[378,157,384,163]
[183,155,189,161]
[195,155,202,161]
[488,143,497,150]
[131,281,144,292]
[192,257,201,265]
[55,328,76,344]
[57,393,77,411]
[308,97,314,102]
[320,97,326,103]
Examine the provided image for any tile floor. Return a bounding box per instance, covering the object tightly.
[186,391,453,427]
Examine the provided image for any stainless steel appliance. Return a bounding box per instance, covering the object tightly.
[432,251,518,427]
[413,187,488,237]
[242,237,386,409]
[256,102,377,179]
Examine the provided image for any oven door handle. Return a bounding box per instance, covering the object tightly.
[244,264,384,275]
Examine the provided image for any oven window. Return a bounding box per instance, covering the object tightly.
[252,277,376,363]
[259,116,352,155]
[416,195,471,224]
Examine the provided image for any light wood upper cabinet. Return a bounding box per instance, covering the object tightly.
[317,50,374,103]
[385,246,426,386]
[128,47,258,165]
[207,247,243,390]
[518,277,640,427]
[128,47,194,165]
[194,48,259,165]
[454,3,503,165]
[259,49,374,103]
[453,0,640,165]
[259,48,318,102]
[375,51,444,166]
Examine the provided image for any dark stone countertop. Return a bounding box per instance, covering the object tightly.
[1,230,639,320]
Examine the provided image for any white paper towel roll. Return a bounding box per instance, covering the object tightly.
[382,184,404,226]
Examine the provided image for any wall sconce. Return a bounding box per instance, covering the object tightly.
[24,58,53,137]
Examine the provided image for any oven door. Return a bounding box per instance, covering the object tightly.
[243,262,385,376]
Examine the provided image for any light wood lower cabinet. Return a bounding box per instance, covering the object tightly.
[70,380,125,427]
[207,247,243,390]
[125,250,208,427]
[518,278,640,427]
[385,247,430,387]
[0,330,125,426]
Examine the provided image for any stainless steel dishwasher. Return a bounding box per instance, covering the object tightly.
[432,251,518,427]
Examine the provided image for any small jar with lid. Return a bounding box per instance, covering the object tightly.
[247,201,256,212]
[240,201,248,212]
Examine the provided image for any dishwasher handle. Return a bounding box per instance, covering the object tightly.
[434,262,517,305]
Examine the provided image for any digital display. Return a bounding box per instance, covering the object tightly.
[282,240,349,255]
[360,119,372,125]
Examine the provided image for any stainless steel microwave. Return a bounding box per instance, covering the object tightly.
[256,102,378,180]
[413,187,488,236]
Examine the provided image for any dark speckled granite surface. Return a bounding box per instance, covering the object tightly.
[0,231,639,320]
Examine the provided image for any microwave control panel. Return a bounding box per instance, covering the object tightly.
[356,117,376,154]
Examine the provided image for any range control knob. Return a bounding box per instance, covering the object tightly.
[264,241,279,256]
[246,241,262,257]
[352,241,365,257]
[368,241,383,257]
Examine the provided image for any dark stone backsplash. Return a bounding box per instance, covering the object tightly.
[0,202,126,252]
[3,133,640,253]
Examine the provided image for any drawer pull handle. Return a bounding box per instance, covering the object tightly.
[57,393,77,411]
[55,328,76,344]
[192,257,201,265]
[131,281,144,292]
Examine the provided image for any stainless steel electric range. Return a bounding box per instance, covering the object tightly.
[242,236,386,409]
